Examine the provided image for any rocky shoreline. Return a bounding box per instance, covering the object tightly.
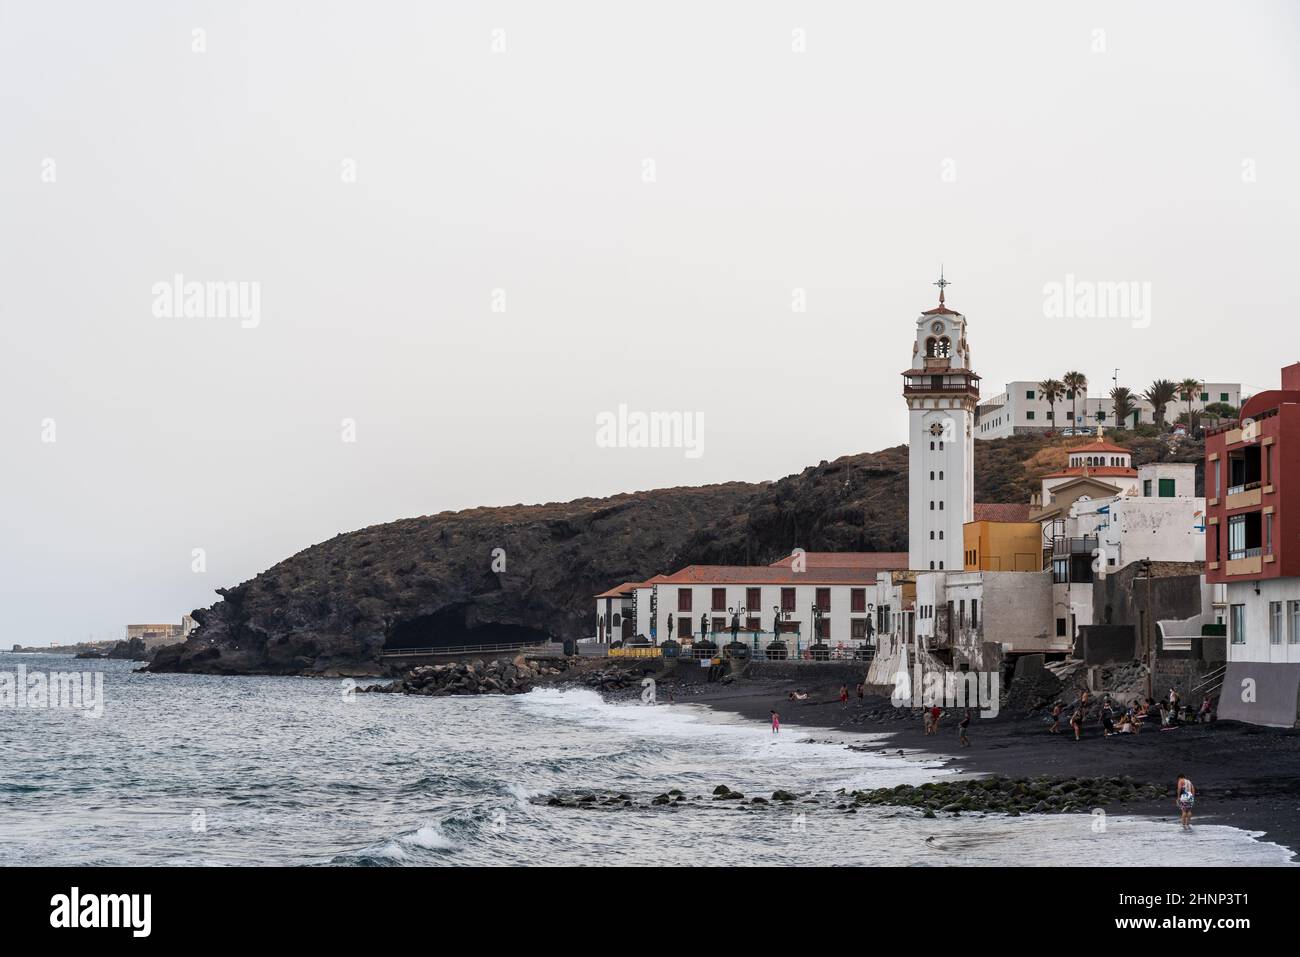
[358,656,650,698]
[535,775,1170,818]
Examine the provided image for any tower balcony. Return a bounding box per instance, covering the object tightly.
[902,370,981,399]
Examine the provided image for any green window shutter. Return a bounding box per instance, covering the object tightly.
[1159,478,1175,497]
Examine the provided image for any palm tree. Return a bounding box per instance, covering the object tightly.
[1063,371,1088,430]
[1143,379,1179,429]
[1038,378,1065,433]
[1110,386,1136,430]
[1178,377,1203,434]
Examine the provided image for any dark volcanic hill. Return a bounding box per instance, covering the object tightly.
[149,432,1204,676]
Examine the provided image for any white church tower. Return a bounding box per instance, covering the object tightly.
[904,272,979,571]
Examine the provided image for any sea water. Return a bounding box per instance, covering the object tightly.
[0,654,1291,867]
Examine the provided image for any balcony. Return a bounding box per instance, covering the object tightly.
[1225,554,1262,576]
[1053,536,1098,557]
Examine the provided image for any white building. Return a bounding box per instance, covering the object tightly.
[904,277,977,572]
[977,381,1242,439]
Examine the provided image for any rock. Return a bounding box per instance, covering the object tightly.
[772,790,797,802]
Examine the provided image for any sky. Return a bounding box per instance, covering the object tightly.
[2,1,1298,645]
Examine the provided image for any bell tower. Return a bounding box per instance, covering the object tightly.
[904,272,979,572]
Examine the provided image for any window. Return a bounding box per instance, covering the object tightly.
[1266,513,1273,555]
[711,588,726,611]
[1056,618,1067,637]
[1097,410,1106,421]
[780,587,796,612]
[1230,604,1245,644]
[1158,478,1175,497]
[930,501,935,510]
[1270,602,1284,645]
[929,471,934,480]
[1027,411,1036,420]
[971,599,979,628]
[929,531,934,540]
[1025,390,1035,400]
[815,588,831,613]
[939,470,944,479]
[818,617,831,640]
[1214,460,1221,498]
[929,561,935,570]
[939,501,944,510]
[959,600,965,627]
[745,616,761,632]
[930,441,935,450]
[746,587,761,610]
[939,561,944,569]
[1046,411,1054,420]
[1200,392,1209,402]
[851,619,869,639]
[678,616,692,638]
[1290,601,1300,644]
[678,589,692,612]
[1220,393,1229,402]
[939,530,944,539]
[712,616,726,634]
[1143,480,1152,496]
[851,588,866,613]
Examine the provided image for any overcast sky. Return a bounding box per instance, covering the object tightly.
[2,1,1298,645]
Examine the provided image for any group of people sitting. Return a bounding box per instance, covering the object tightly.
[1049,687,1214,740]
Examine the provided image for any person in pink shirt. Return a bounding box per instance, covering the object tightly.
[770,710,781,734]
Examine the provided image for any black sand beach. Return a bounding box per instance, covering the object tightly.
[640,673,1300,859]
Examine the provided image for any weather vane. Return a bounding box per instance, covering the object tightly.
[934,266,950,305]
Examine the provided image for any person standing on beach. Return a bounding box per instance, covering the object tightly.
[839,685,849,709]
[959,708,971,747]
[770,710,780,735]
[1070,707,1083,741]
[1176,773,1195,830]
[1049,702,1062,734]
[923,708,933,735]
[856,682,864,705]
[930,704,942,734]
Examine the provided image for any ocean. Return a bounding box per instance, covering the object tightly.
[0,653,1292,867]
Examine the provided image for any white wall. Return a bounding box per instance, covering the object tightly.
[1226,579,1300,664]
[978,381,1242,439]
[649,582,875,644]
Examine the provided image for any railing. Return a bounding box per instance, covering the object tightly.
[1228,547,1262,561]
[1053,536,1099,556]
[1192,665,1227,700]
[380,641,556,658]
[1227,484,1245,496]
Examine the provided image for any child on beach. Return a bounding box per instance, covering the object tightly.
[1049,702,1062,734]
[1070,707,1083,741]
[1176,773,1195,830]
[770,710,780,735]
[959,708,971,747]
[923,709,934,735]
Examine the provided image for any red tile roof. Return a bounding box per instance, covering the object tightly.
[972,503,1034,523]
[659,565,883,585]
[593,581,644,599]
[768,552,909,570]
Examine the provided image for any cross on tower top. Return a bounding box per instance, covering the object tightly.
[933,267,951,305]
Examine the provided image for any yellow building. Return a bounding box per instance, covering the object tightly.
[963,521,1043,572]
